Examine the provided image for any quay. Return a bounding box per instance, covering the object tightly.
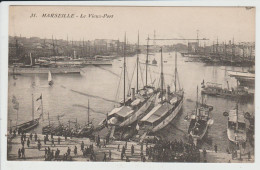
[7,133,254,162]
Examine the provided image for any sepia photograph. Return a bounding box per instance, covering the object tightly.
[2,4,256,165]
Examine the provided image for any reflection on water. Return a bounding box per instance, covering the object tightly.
[8,52,254,152]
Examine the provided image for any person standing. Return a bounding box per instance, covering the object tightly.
[34,133,37,142]
[121,152,124,160]
[38,141,41,150]
[67,147,71,155]
[214,144,218,153]
[23,133,26,141]
[21,140,25,147]
[117,144,120,151]
[27,138,30,148]
[109,150,112,160]
[203,148,207,160]
[58,136,61,145]
[81,141,84,151]
[45,148,48,157]
[30,133,33,141]
[74,146,77,156]
[103,153,107,162]
[51,138,55,146]
[18,148,21,159]
[122,146,125,155]
[21,146,25,158]
[44,136,47,145]
[131,144,134,156]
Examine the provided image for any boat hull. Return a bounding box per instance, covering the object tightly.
[17,118,39,133]
[227,128,247,143]
[151,99,183,132]
[9,67,81,74]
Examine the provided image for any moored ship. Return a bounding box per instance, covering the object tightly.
[201,81,254,100]
[9,65,81,75]
[188,86,214,146]
[137,50,184,141]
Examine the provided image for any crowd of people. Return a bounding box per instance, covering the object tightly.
[145,139,201,162]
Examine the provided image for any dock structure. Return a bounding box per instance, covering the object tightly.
[7,133,254,162]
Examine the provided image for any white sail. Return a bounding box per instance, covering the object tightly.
[48,71,52,82]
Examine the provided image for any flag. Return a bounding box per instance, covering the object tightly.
[36,94,42,101]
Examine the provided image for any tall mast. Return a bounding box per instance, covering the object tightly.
[216,37,219,55]
[232,37,235,56]
[196,30,199,53]
[204,42,206,55]
[32,93,34,120]
[224,41,227,57]
[175,51,177,92]
[160,47,164,102]
[196,85,198,116]
[146,35,149,87]
[47,112,50,126]
[123,33,126,105]
[41,94,44,121]
[236,100,239,132]
[88,99,90,124]
[136,31,139,92]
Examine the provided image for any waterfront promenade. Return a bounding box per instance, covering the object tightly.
[7,133,254,163]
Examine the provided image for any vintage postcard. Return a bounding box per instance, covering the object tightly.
[0,1,259,170]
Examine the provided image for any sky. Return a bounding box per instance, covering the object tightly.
[9,6,255,45]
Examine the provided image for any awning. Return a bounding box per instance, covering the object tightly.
[115,106,134,118]
[141,102,173,123]
[108,106,123,116]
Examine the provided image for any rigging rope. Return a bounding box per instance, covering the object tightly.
[125,66,131,96]
[128,61,137,94]
[115,67,124,105]
[93,65,120,78]
[138,62,145,88]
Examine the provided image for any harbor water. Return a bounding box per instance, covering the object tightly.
[8,52,255,152]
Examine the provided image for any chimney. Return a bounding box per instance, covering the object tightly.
[131,88,135,100]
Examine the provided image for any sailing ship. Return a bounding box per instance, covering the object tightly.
[137,49,184,141]
[76,100,94,137]
[48,71,54,86]
[15,93,40,134]
[97,33,156,140]
[225,103,247,144]
[188,86,214,146]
